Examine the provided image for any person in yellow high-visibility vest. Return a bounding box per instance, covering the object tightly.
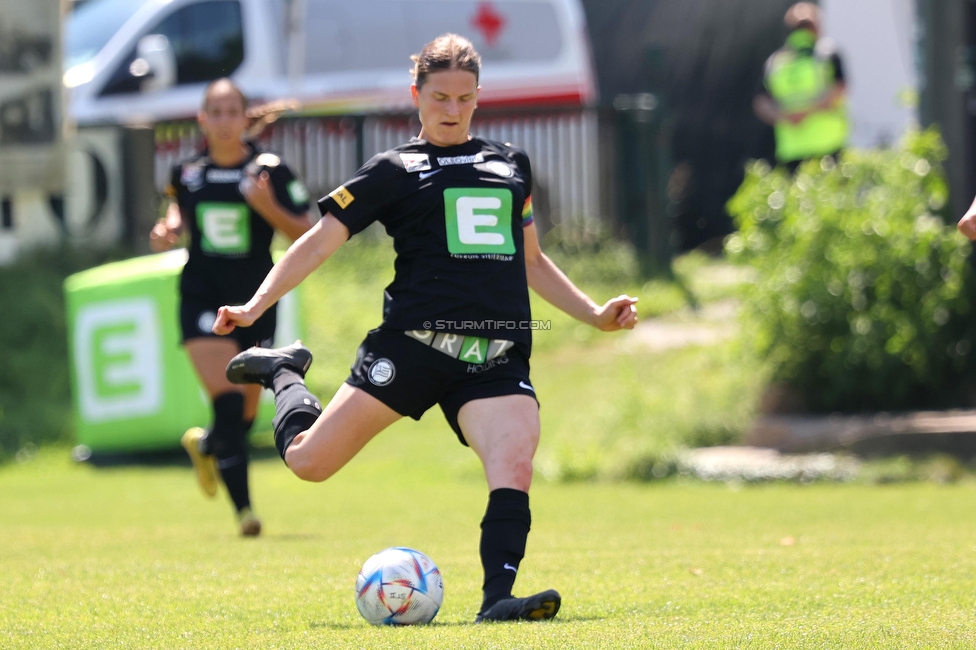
[754,2,849,172]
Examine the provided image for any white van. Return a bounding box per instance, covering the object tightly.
[64,0,597,125]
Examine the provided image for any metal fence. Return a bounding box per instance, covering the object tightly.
[155,108,602,231]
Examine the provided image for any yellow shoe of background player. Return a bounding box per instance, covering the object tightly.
[181,427,218,498]
[238,507,262,537]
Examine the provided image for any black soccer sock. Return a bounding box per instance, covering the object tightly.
[273,368,305,394]
[218,454,250,513]
[271,379,322,460]
[217,417,255,513]
[478,488,531,613]
[209,392,251,513]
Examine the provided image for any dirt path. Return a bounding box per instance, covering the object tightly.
[628,298,739,352]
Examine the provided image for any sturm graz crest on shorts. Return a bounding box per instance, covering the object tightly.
[368,358,396,386]
[197,310,217,334]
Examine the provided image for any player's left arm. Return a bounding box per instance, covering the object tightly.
[523,221,638,331]
[814,50,847,111]
[241,167,314,241]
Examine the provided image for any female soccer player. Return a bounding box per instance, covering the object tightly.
[214,35,638,617]
[150,78,314,536]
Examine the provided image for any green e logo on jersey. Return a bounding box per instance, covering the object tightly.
[288,180,310,205]
[197,203,250,255]
[444,188,515,254]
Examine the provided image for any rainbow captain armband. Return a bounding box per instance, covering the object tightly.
[521,197,534,226]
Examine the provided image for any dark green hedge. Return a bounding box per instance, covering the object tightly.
[0,247,122,460]
[726,130,976,412]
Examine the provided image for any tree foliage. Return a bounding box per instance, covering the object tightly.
[726,130,976,412]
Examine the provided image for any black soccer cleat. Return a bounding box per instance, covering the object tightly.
[474,589,561,623]
[225,340,313,388]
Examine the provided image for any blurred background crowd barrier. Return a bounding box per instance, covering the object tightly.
[154,107,605,240]
[0,0,960,272]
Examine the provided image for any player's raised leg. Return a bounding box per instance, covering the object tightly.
[226,342,401,481]
[458,394,561,623]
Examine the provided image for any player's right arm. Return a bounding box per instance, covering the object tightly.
[151,166,188,252]
[215,153,395,333]
[213,213,350,334]
[149,201,185,252]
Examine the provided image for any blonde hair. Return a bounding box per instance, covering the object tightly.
[410,33,481,89]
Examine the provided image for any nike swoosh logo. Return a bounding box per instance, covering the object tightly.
[418,169,442,180]
[504,563,518,573]
[519,381,534,392]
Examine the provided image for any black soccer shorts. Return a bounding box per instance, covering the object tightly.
[345,328,538,445]
[179,289,276,350]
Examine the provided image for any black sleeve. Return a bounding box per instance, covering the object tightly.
[268,163,311,215]
[317,153,402,236]
[509,147,533,195]
[830,52,845,84]
[814,39,845,84]
[508,147,535,227]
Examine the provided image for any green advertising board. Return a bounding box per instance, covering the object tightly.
[64,250,301,452]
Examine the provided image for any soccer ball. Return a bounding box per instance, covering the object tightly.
[355,547,443,626]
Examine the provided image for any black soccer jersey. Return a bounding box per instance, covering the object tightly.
[166,143,311,301]
[318,136,536,346]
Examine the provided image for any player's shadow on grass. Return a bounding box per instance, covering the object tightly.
[308,621,476,629]
[308,616,603,629]
[82,444,280,468]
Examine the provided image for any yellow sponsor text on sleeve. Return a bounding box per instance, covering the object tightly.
[329,186,355,209]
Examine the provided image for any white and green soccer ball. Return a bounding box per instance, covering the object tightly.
[355,547,443,626]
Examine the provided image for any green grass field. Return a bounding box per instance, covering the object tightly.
[4,241,976,647]
[3,442,976,648]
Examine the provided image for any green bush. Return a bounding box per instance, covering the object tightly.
[725,130,976,412]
